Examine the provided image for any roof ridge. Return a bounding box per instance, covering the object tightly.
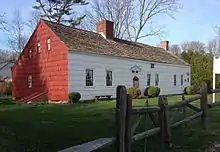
[41,19,100,36]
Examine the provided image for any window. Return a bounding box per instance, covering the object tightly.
[37,41,41,53]
[47,38,51,50]
[173,74,177,86]
[106,70,112,86]
[28,75,32,88]
[147,74,151,86]
[28,49,32,60]
[86,69,93,86]
[155,74,159,86]
[186,73,189,76]
[187,77,190,83]
[151,64,155,68]
[181,75,183,86]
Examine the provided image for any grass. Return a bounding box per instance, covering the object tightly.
[0,94,220,151]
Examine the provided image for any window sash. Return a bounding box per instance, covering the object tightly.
[181,75,183,86]
[155,74,159,86]
[37,42,41,53]
[47,38,51,50]
[86,69,93,86]
[28,75,32,88]
[29,49,32,60]
[147,74,151,86]
[174,75,177,86]
[106,70,112,86]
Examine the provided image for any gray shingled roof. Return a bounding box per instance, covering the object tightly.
[43,20,188,66]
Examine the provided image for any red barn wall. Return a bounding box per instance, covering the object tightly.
[12,21,69,102]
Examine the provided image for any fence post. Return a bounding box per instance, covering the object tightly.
[158,95,165,151]
[125,94,132,152]
[163,96,172,148]
[200,83,208,130]
[116,86,127,152]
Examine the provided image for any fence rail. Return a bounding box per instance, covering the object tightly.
[58,83,220,152]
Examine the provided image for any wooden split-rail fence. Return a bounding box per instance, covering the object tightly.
[58,83,220,152]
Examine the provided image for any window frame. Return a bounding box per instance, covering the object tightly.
[37,41,41,53]
[147,73,151,86]
[173,74,177,86]
[181,74,184,86]
[106,70,113,86]
[151,63,155,69]
[155,73,159,86]
[28,75,32,88]
[85,69,94,87]
[47,38,51,51]
[28,49,32,60]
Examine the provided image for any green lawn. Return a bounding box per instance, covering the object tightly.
[0,94,220,152]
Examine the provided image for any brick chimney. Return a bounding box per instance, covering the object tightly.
[96,20,114,39]
[160,41,169,51]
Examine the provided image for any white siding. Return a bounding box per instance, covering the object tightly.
[68,52,190,100]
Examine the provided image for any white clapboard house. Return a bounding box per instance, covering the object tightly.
[66,20,190,100]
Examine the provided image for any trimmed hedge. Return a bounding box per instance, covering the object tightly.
[128,87,142,99]
[144,86,160,98]
[184,86,195,95]
[69,92,81,103]
[128,87,137,99]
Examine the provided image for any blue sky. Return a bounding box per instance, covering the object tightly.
[0,0,220,50]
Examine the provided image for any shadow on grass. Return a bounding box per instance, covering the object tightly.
[0,97,220,152]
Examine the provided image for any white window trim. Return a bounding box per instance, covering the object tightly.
[28,75,32,88]
[29,49,32,60]
[37,41,41,53]
[85,69,95,87]
[106,70,113,87]
[47,38,51,51]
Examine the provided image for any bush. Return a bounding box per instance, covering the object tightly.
[128,87,138,99]
[144,86,160,98]
[184,86,195,95]
[69,92,81,103]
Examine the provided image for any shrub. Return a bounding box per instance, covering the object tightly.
[184,86,194,95]
[69,92,81,103]
[128,87,138,99]
[145,86,160,98]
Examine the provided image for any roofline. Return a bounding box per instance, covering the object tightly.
[11,20,44,71]
[68,50,190,67]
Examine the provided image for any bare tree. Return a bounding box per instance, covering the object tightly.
[207,36,220,55]
[81,0,133,39]
[7,10,28,54]
[0,50,17,62]
[27,11,41,32]
[129,0,181,42]
[84,0,181,41]
[170,44,181,55]
[181,41,205,52]
[0,13,7,31]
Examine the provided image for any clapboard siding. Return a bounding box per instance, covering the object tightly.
[68,52,190,100]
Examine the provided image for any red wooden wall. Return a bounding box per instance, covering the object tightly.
[12,20,69,102]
